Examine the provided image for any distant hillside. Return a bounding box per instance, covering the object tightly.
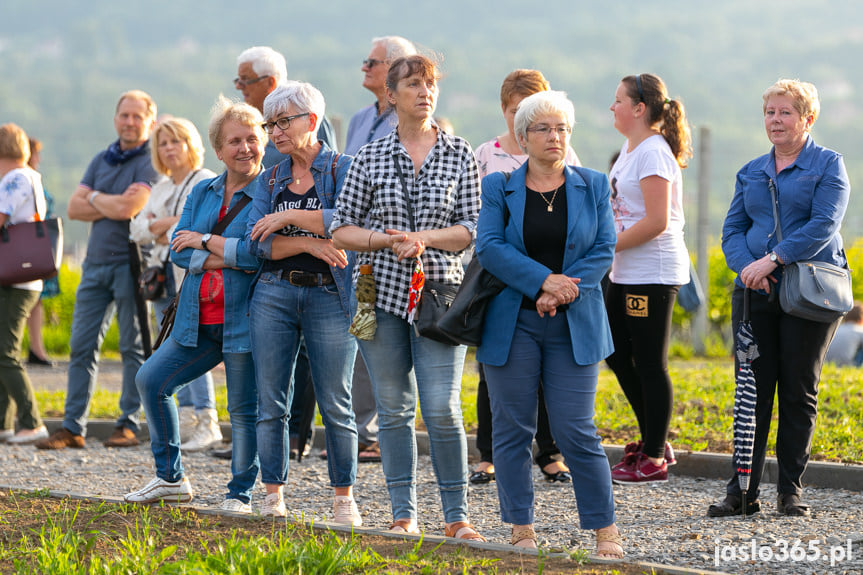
[3,0,863,244]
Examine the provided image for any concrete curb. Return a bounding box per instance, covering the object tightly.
[41,419,863,492]
[0,483,729,575]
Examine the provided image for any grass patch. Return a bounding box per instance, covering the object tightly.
[0,491,641,574]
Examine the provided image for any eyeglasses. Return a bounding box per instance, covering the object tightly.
[233,75,270,89]
[362,58,385,68]
[635,74,645,103]
[526,125,572,136]
[262,112,310,134]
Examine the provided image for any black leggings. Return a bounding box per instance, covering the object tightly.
[475,363,563,468]
[604,282,679,460]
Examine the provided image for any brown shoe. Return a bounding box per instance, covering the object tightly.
[35,428,85,450]
[103,426,139,448]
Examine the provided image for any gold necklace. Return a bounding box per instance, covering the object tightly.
[537,187,559,213]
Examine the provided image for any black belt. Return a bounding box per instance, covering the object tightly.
[287,270,334,287]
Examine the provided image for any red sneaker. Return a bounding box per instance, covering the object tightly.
[664,442,677,466]
[611,455,668,484]
[611,450,641,472]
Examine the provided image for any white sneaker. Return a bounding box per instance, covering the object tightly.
[259,493,286,517]
[6,426,49,444]
[180,409,222,452]
[124,477,193,504]
[177,406,198,443]
[333,495,362,527]
[218,498,251,514]
[0,429,15,442]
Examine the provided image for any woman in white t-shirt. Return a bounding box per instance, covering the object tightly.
[605,74,692,485]
[0,124,50,444]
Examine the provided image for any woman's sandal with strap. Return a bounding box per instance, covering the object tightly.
[444,521,486,542]
[388,518,419,534]
[594,527,624,560]
[511,526,538,549]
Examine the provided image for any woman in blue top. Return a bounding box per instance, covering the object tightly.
[246,82,361,524]
[710,79,850,518]
[476,91,621,557]
[125,97,265,513]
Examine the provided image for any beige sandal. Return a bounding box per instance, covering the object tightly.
[594,526,624,559]
[511,526,537,548]
[444,521,486,542]
[388,518,419,534]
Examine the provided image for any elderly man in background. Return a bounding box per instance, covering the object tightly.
[235,46,337,166]
[37,90,159,450]
[338,36,416,464]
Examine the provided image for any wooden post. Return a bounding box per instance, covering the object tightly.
[693,126,710,354]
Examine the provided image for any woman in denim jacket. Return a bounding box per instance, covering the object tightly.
[125,97,265,513]
[709,79,850,518]
[245,82,361,523]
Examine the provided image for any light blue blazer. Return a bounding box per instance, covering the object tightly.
[475,163,616,367]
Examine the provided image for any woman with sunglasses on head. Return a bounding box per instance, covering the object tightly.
[246,81,361,524]
[605,73,692,485]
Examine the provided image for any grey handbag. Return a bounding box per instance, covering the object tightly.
[768,179,852,323]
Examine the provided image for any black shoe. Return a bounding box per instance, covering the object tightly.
[540,464,572,483]
[777,493,811,517]
[707,494,761,517]
[28,350,55,367]
[469,469,495,485]
[210,445,232,460]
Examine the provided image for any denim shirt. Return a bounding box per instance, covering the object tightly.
[170,171,260,352]
[245,143,355,316]
[722,136,850,289]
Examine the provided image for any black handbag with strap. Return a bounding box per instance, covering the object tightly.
[153,192,252,350]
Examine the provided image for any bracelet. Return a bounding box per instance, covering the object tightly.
[367,230,375,252]
[87,191,100,206]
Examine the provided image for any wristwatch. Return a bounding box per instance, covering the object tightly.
[768,252,779,264]
[201,233,212,250]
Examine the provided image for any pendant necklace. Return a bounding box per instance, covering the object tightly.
[538,187,559,212]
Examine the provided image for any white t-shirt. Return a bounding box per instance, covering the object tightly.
[0,167,47,291]
[608,134,688,285]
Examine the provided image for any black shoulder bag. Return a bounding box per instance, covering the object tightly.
[153,193,252,350]
[393,154,460,345]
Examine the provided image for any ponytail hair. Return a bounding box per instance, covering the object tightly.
[622,73,692,168]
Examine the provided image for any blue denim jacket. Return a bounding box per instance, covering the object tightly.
[170,171,260,352]
[246,143,355,316]
[722,136,849,289]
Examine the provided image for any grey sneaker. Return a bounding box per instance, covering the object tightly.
[259,493,286,517]
[124,477,193,504]
[333,495,362,526]
[0,429,16,442]
[6,426,49,444]
[218,498,251,514]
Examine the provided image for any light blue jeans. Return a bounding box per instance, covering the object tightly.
[484,309,615,529]
[63,261,144,436]
[250,271,358,487]
[135,324,259,503]
[358,310,469,524]
[153,296,214,411]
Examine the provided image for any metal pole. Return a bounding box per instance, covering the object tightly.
[693,126,711,354]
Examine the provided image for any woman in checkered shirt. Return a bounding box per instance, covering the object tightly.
[331,54,483,541]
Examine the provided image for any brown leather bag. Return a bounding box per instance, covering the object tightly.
[0,217,64,285]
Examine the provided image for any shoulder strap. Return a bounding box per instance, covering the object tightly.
[393,154,416,232]
[768,178,783,242]
[331,153,340,187]
[211,194,252,236]
[267,164,279,195]
[171,169,200,216]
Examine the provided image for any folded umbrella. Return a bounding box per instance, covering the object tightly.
[733,287,759,518]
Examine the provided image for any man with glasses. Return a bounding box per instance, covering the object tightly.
[234,46,336,168]
[36,90,158,450]
[344,36,416,155]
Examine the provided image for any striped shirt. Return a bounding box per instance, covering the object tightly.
[331,128,481,318]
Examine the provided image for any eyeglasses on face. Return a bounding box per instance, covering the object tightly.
[362,58,385,68]
[262,112,311,134]
[233,75,270,89]
[526,125,572,136]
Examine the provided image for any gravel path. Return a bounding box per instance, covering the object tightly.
[1,442,861,574]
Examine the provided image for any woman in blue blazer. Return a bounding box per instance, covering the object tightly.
[475,91,621,557]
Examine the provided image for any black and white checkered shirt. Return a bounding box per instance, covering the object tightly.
[331,128,481,319]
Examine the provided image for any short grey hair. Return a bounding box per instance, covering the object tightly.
[371,36,417,62]
[513,90,575,152]
[237,46,288,84]
[208,94,266,152]
[263,81,326,134]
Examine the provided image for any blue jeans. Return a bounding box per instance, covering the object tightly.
[485,309,615,529]
[153,296,214,411]
[135,324,259,503]
[63,261,144,436]
[358,310,469,524]
[250,272,357,488]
